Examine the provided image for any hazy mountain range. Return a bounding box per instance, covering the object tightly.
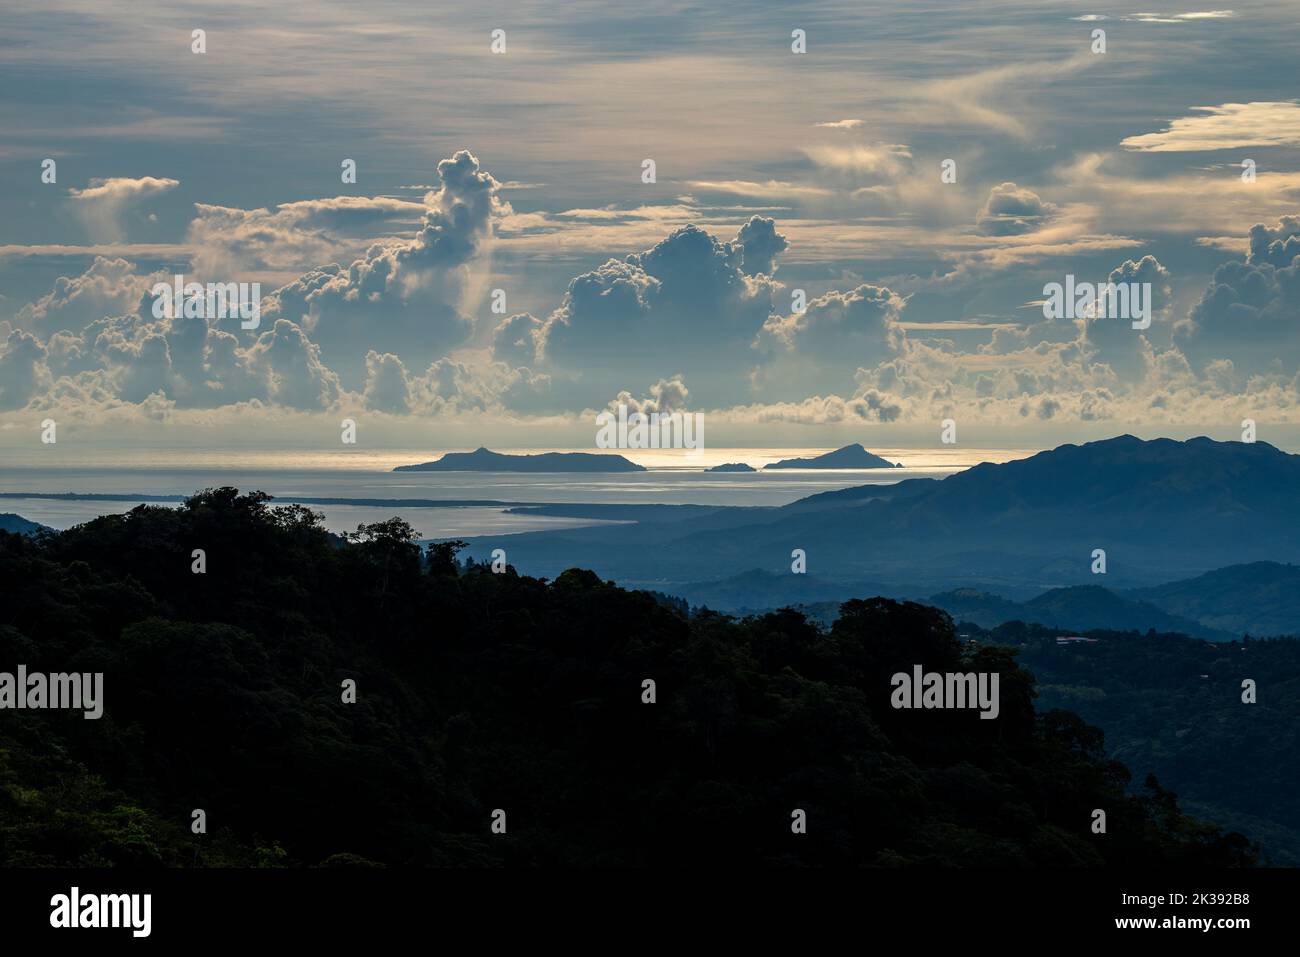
[461,435,1300,619]
[670,567,1296,641]
[9,435,1297,639]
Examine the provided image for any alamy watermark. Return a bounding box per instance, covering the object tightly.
[150,274,261,329]
[595,403,704,450]
[1042,274,1151,330]
[0,665,103,719]
[890,665,1000,719]
[50,887,150,937]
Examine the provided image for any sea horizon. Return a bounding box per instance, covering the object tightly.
[0,445,1037,535]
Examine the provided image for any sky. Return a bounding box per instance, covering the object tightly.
[1,0,1299,455]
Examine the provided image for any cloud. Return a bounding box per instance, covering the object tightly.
[800,143,911,179]
[814,119,865,129]
[1249,215,1300,267]
[406,355,550,415]
[606,375,692,415]
[1121,102,1300,152]
[1125,11,1236,23]
[245,319,341,410]
[261,150,506,386]
[1080,255,1173,380]
[1047,151,1300,238]
[685,180,832,200]
[976,183,1058,236]
[186,195,424,275]
[68,176,179,242]
[754,284,907,399]
[915,54,1096,140]
[15,256,156,338]
[848,387,904,422]
[362,350,411,414]
[1174,217,1300,374]
[53,310,268,409]
[760,284,905,354]
[0,329,51,410]
[491,312,544,366]
[537,222,782,406]
[734,216,788,276]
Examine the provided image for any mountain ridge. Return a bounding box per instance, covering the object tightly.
[458,434,1300,591]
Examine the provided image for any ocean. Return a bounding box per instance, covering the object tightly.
[0,447,1035,538]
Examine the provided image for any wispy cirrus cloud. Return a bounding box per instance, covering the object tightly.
[686,180,833,199]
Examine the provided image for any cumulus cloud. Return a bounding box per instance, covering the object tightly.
[244,319,342,410]
[406,355,550,415]
[976,183,1057,236]
[261,150,506,386]
[848,387,904,422]
[362,350,411,414]
[1249,216,1300,267]
[7,163,1298,437]
[606,375,692,415]
[491,312,544,366]
[15,257,157,338]
[753,284,907,401]
[758,284,905,357]
[28,308,345,411]
[1080,255,1173,380]
[734,216,788,276]
[537,222,783,406]
[1174,217,1300,374]
[0,329,51,410]
[69,176,179,241]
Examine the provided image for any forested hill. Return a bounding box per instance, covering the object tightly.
[0,489,1256,867]
[978,620,1300,865]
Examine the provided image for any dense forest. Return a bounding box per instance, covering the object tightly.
[0,490,1257,867]
[976,620,1300,865]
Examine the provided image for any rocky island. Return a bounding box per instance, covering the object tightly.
[763,444,901,470]
[394,447,647,473]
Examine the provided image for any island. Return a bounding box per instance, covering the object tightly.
[705,462,757,473]
[394,447,647,473]
[762,443,902,470]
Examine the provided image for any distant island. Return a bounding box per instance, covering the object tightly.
[763,444,901,470]
[705,462,756,473]
[394,447,647,473]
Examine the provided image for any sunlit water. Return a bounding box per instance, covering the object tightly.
[1,447,1037,536]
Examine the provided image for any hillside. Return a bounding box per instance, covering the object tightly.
[0,490,1255,868]
[985,621,1300,865]
[457,435,1300,592]
[930,585,1237,641]
[1130,562,1300,637]
[0,514,46,535]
